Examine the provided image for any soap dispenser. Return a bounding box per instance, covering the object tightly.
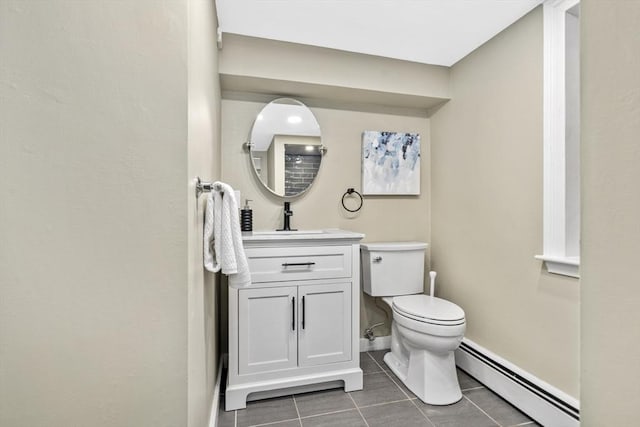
[240,199,253,232]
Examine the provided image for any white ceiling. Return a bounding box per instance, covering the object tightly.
[216,0,542,67]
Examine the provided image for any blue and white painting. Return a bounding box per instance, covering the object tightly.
[362,131,421,195]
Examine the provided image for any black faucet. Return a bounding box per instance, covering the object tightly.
[277,201,297,231]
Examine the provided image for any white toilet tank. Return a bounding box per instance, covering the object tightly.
[361,242,428,297]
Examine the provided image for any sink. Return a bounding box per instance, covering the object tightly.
[250,230,327,236]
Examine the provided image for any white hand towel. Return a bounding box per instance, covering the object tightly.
[203,192,221,273]
[203,182,251,287]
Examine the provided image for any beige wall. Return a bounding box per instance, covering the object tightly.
[187,0,220,426]
[581,0,640,424]
[219,34,450,113]
[221,99,430,336]
[220,34,450,101]
[0,1,219,426]
[430,7,580,398]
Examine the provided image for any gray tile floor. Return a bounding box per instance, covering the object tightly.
[218,350,541,427]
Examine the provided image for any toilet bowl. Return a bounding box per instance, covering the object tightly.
[361,242,466,405]
[384,294,465,405]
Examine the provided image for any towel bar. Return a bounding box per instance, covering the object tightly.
[195,177,223,198]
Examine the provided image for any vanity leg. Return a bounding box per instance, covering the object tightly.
[225,388,248,411]
[342,370,364,392]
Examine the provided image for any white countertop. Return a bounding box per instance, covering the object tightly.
[242,228,365,244]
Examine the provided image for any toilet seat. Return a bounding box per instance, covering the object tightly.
[392,295,465,326]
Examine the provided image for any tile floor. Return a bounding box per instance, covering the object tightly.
[218,350,541,427]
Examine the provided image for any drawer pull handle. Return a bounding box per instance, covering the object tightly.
[292,297,296,331]
[302,296,306,330]
[282,262,316,268]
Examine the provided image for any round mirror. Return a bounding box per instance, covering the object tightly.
[247,98,324,197]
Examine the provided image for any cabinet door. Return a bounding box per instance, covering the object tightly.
[238,286,297,375]
[298,282,351,367]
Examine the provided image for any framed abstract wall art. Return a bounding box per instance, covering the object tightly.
[361,131,421,195]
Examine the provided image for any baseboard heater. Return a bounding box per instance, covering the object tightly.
[456,339,579,427]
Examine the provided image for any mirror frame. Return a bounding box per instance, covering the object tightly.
[245,98,326,198]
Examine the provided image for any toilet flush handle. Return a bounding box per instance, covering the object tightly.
[373,256,383,263]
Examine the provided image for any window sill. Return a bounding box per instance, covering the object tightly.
[535,255,580,278]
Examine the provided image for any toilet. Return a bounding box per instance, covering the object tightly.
[361,242,466,405]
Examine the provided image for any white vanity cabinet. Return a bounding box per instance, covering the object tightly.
[225,230,364,411]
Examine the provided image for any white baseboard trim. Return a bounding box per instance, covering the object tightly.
[359,335,391,352]
[455,338,580,427]
[208,354,226,427]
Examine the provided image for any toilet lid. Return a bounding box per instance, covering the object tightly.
[392,295,465,323]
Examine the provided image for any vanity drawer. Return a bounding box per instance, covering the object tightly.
[245,245,352,283]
